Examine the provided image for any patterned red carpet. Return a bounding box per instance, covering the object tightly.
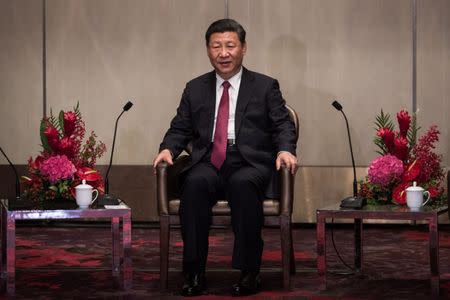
[2,224,450,299]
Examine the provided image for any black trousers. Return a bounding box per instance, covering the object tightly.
[179,144,270,274]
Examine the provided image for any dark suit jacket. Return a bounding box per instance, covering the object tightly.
[160,67,297,186]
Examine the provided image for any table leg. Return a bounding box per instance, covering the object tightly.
[429,214,439,296]
[6,213,15,295]
[316,211,326,289]
[1,205,6,279]
[122,212,132,290]
[354,218,363,274]
[111,217,120,274]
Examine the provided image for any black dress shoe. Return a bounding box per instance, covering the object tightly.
[181,272,207,297]
[231,271,261,296]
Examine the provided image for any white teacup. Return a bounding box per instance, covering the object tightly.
[75,179,99,209]
[406,181,430,211]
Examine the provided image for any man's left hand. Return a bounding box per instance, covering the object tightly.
[276,151,298,175]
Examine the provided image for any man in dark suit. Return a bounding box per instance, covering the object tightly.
[153,18,298,297]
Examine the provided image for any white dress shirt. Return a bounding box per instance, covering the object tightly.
[211,68,242,141]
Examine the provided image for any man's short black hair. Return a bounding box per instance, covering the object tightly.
[205,18,246,45]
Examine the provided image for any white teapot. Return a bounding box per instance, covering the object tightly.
[75,179,99,209]
[405,181,430,211]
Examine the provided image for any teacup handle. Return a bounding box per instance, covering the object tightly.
[422,191,431,206]
[90,189,99,204]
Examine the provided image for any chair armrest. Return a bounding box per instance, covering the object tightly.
[156,155,191,215]
[278,164,296,216]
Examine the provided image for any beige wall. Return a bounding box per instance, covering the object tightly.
[0,0,449,222]
[0,0,43,161]
[231,0,413,166]
[45,0,224,165]
[417,0,450,160]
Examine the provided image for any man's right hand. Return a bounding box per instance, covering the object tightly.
[152,149,173,174]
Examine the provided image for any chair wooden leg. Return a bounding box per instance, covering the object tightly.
[160,215,170,291]
[280,215,291,290]
[290,227,296,275]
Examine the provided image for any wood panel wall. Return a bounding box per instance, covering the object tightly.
[1,0,449,222]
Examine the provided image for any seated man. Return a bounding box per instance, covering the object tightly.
[153,18,298,297]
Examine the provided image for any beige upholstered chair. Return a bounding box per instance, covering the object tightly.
[156,104,299,290]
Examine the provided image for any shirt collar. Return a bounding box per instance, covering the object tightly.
[216,67,243,89]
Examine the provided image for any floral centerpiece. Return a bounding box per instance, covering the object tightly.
[359,109,445,206]
[22,103,106,205]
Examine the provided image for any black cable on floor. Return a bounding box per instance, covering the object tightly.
[328,218,355,275]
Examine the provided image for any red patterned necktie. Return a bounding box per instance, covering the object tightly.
[211,81,231,170]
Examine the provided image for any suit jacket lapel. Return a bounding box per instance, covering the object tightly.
[203,71,216,141]
[235,68,254,138]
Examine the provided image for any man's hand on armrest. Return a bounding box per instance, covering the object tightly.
[152,149,174,174]
[276,151,298,175]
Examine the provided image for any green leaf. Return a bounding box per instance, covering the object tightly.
[48,109,63,136]
[407,113,420,150]
[40,119,52,152]
[58,180,69,192]
[374,109,394,130]
[373,109,394,154]
[59,109,65,136]
[74,101,82,119]
[49,185,58,192]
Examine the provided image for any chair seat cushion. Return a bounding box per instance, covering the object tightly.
[168,199,280,216]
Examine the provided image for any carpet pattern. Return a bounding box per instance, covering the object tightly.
[2,224,450,299]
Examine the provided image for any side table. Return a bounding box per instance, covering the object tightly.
[0,199,132,295]
[316,203,448,297]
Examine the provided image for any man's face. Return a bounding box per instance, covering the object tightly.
[207,31,246,80]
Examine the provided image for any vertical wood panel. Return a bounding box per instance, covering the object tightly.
[230,0,412,166]
[46,0,224,165]
[0,0,43,163]
[417,0,450,165]
[1,0,449,223]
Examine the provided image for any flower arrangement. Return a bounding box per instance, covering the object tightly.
[22,103,106,204]
[359,109,445,205]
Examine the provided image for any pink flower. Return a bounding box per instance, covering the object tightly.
[397,110,411,138]
[368,154,404,187]
[39,155,76,183]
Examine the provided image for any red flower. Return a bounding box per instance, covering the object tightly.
[44,125,60,151]
[402,159,421,182]
[23,103,107,203]
[394,137,408,161]
[427,186,439,198]
[63,111,77,137]
[413,125,443,183]
[59,137,76,158]
[28,155,45,172]
[377,128,395,153]
[76,167,102,182]
[365,109,445,206]
[397,110,411,138]
[392,182,409,205]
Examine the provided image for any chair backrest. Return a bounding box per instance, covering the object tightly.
[184,104,299,154]
[285,104,299,142]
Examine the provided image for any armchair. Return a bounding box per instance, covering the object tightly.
[156,104,299,290]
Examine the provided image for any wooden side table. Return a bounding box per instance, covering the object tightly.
[316,203,448,297]
[0,199,132,295]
